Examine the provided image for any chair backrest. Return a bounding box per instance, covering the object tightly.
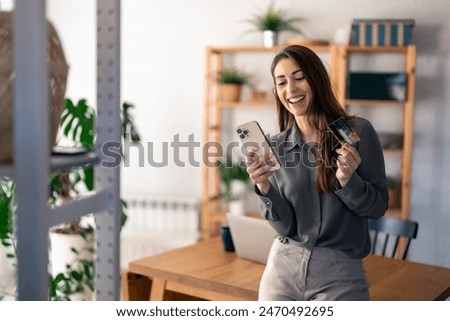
[368,216,418,260]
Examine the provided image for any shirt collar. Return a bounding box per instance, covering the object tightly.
[282,122,303,153]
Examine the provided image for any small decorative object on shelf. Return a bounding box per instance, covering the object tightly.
[246,1,304,47]
[284,38,329,47]
[218,68,249,102]
[350,19,415,47]
[387,177,400,209]
[219,156,250,216]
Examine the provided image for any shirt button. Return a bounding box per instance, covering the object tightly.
[266,202,271,205]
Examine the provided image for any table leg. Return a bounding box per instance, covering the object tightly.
[121,270,130,301]
[149,278,166,301]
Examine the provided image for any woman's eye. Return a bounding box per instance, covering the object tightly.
[276,81,286,86]
[295,76,305,81]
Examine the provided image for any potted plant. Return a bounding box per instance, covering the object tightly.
[247,2,304,47]
[218,68,249,102]
[48,98,140,300]
[0,179,16,300]
[219,157,250,216]
[0,98,140,300]
[387,177,399,209]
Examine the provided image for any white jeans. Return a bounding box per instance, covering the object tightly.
[258,237,370,301]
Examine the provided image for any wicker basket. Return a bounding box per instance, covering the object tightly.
[0,12,69,164]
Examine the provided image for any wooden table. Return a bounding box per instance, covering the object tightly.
[123,237,450,301]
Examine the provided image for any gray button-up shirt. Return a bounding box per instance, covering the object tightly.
[256,117,388,258]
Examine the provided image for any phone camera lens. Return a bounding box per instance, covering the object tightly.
[237,128,242,134]
[240,134,245,139]
[243,130,248,135]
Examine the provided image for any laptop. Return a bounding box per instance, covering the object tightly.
[226,213,278,264]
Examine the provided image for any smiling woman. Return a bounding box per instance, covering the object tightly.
[245,45,388,301]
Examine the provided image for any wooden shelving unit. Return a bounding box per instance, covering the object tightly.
[202,44,337,239]
[334,45,416,220]
[202,44,416,238]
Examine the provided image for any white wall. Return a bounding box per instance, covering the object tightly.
[45,0,450,268]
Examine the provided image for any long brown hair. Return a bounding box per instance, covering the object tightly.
[271,45,351,193]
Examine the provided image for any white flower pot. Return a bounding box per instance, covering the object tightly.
[263,30,279,47]
[0,244,16,300]
[49,231,94,301]
[228,200,245,216]
[230,180,247,197]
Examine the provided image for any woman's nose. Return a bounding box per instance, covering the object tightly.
[286,80,296,93]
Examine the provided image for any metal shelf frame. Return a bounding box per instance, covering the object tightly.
[10,0,122,300]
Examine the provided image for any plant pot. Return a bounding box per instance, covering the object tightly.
[0,243,16,300]
[230,180,247,196]
[263,30,279,47]
[228,200,245,216]
[49,230,94,301]
[221,83,242,102]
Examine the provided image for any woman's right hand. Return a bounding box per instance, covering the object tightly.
[245,147,275,195]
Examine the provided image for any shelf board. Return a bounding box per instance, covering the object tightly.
[49,191,106,228]
[209,44,331,54]
[208,125,220,130]
[345,99,405,106]
[385,208,402,218]
[383,149,403,156]
[345,46,409,53]
[220,100,274,108]
[50,151,99,172]
[1,151,99,179]
[208,194,220,201]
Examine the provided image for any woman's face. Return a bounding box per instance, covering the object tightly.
[273,58,312,117]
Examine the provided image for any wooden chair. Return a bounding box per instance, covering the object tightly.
[368,216,419,260]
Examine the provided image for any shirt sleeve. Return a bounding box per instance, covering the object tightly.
[335,119,389,218]
[254,182,297,236]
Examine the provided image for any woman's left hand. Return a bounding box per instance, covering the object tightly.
[335,143,361,187]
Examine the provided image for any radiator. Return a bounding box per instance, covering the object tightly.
[120,194,201,269]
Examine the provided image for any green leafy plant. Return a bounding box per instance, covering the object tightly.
[47,98,141,300]
[247,2,304,34]
[0,180,16,300]
[219,157,250,201]
[56,98,141,216]
[121,102,141,143]
[49,226,95,301]
[218,68,249,85]
[60,99,95,150]
[0,180,15,259]
[387,176,398,189]
[0,98,141,300]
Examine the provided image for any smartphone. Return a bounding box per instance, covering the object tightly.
[236,121,281,171]
[327,117,361,145]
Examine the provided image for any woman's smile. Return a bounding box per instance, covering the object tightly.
[288,95,306,104]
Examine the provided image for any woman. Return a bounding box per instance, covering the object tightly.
[245,45,388,301]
